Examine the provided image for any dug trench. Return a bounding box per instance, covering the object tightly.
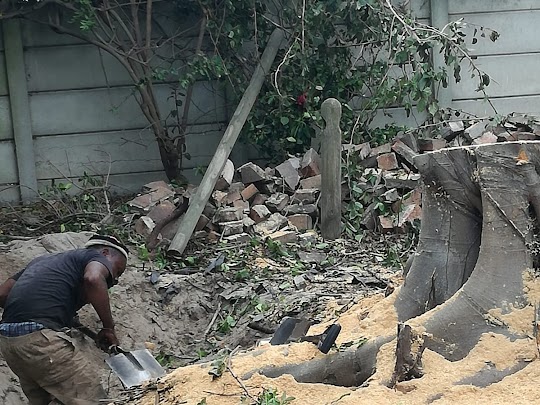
[0,230,404,404]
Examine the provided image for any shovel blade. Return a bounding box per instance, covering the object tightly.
[105,349,166,388]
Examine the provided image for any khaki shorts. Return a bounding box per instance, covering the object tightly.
[0,329,106,405]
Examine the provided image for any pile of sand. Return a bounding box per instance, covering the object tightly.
[137,291,540,405]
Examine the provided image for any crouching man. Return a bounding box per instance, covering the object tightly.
[0,234,129,405]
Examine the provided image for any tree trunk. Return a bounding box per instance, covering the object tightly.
[251,141,540,385]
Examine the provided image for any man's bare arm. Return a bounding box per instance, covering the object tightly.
[83,262,115,330]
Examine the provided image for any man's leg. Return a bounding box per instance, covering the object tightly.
[1,330,106,405]
[34,329,107,405]
[18,375,52,405]
[0,335,53,405]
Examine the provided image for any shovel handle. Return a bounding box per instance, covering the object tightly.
[72,322,98,340]
[109,345,129,355]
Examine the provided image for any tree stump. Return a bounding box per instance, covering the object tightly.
[252,141,540,386]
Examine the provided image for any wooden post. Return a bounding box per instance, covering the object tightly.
[320,98,342,240]
[168,28,286,256]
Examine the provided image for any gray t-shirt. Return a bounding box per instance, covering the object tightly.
[2,249,112,330]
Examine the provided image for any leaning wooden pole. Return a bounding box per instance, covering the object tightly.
[168,28,286,256]
[320,98,342,240]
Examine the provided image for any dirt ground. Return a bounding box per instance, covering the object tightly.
[134,290,540,405]
[0,231,402,404]
[2,232,538,405]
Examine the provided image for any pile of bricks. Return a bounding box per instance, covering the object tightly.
[127,113,540,241]
[128,148,324,245]
[350,113,540,232]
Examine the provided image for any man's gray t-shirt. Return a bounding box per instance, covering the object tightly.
[1,249,112,330]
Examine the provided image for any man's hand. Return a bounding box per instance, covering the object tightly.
[96,328,119,352]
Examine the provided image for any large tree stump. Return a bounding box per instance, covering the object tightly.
[252,141,540,386]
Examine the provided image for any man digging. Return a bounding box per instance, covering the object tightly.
[0,234,129,405]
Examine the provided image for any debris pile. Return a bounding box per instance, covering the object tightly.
[128,148,324,245]
[127,113,540,242]
[344,113,540,233]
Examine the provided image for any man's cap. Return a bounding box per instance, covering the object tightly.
[84,234,129,260]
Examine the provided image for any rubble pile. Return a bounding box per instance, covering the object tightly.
[128,148,324,245]
[127,113,540,242]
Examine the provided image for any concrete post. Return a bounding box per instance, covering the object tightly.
[320,98,342,240]
[430,0,452,109]
[3,19,38,202]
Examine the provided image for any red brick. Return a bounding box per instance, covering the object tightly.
[376,152,399,170]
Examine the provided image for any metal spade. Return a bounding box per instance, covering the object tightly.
[74,323,166,388]
[104,347,166,388]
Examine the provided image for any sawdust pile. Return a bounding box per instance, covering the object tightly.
[138,288,540,405]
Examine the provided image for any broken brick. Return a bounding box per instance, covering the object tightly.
[396,133,418,152]
[300,148,321,178]
[128,186,175,211]
[276,158,301,190]
[214,207,243,223]
[396,203,422,228]
[369,143,392,157]
[299,174,321,190]
[268,230,298,244]
[253,213,287,235]
[224,190,242,205]
[292,189,318,204]
[229,182,246,193]
[376,152,399,171]
[449,121,464,133]
[142,180,172,193]
[287,214,313,231]
[252,194,269,206]
[241,184,259,201]
[203,202,217,218]
[215,159,235,191]
[233,199,249,212]
[243,216,256,228]
[134,216,155,237]
[342,142,371,159]
[212,190,227,206]
[378,215,394,233]
[417,139,447,152]
[239,162,267,184]
[219,220,244,236]
[464,120,488,140]
[391,140,417,166]
[195,214,210,231]
[147,201,176,224]
[250,205,271,224]
[266,193,290,212]
[284,204,317,216]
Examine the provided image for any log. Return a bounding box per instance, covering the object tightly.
[168,28,286,256]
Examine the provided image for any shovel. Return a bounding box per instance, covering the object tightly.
[105,346,166,388]
[74,323,166,388]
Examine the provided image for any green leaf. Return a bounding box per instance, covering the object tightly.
[280,116,290,125]
[286,136,296,142]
